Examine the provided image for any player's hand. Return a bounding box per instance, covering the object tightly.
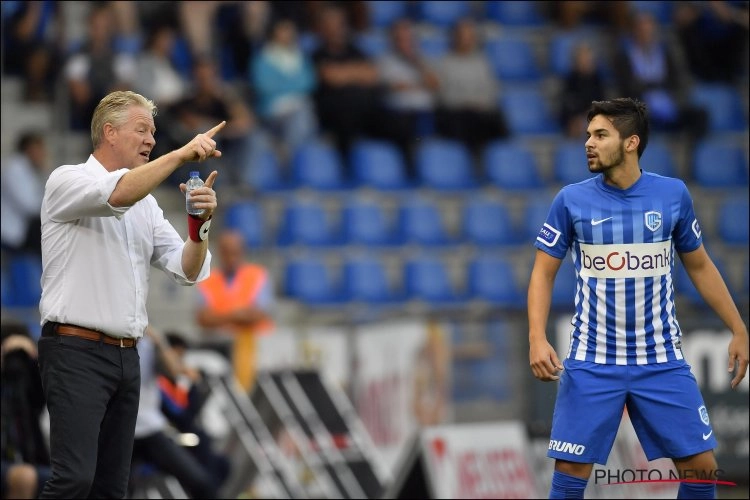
[727,329,749,389]
[530,339,564,382]
[180,170,218,221]
[177,121,225,163]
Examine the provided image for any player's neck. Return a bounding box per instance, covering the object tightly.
[602,161,641,190]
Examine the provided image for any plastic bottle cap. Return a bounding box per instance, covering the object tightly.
[190,171,199,177]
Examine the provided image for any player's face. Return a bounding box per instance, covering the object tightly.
[585,115,626,173]
[112,105,156,169]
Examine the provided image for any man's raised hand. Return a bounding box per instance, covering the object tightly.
[178,120,226,163]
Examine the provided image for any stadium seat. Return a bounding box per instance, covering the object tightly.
[366,1,408,28]
[290,140,349,190]
[224,201,266,247]
[415,138,477,190]
[717,195,749,245]
[689,84,748,133]
[398,196,453,245]
[342,198,401,246]
[298,32,320,55]
[692,141,749,188]
[482,140,546,190]
[500,87,561,135]
[350,140,412,190]
[462,197,518,246]
[467,254,524,307]
[484,1,545,27]
[417,30,450,60]
[548,30,604,77]
[242,147,287,192]
[277,199,341,246]
[343,255,402,303]
[640,140,678,178]
[523,196,555,243]
[553,140,596,185]
[415,1,472,28]
[404,255,465,304]
[484,37,542,82]
[355,30,390,58]
[5,254,42,308]
[284,255,346,305]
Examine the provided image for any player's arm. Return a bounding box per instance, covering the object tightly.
[528,249,565,381]
[679,244,749,389]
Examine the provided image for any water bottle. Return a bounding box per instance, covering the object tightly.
[185,171,205,216]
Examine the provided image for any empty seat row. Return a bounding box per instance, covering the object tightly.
[245,137,748,193]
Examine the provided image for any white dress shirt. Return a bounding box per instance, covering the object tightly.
[39,155,211,339]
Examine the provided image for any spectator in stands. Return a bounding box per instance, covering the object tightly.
[614,11,708,140]
[1,321,51,499]
[131,326,226,499]
[64,2,137,130]
[311,5,382,168]
[216,1,272,83]
[196,230,275,394]
[546,1,630,34]
[376,18,439,179]
[251,18,318,161]
[674,0,750,84]
[433,19,509,159]
[0,131,48,257]
[1,0,60,102]
[168,56,269,187]
[559,42,607,138]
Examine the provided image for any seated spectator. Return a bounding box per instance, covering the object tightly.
[311,5,382,168]
[251,18,318,160]
[614,11,708,140]
[167,56,270,187]
[559,42,606,138]
[1,131,48,256]
[1,321,52,499]
[433,19,509,158]
[546,0,630,34]
[1,0,60,102]
[131,326,229,499]
[375,18,439,179]
[674,0,750,84]
[64,2,137,130]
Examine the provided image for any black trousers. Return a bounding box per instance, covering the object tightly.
[37,323,140,498]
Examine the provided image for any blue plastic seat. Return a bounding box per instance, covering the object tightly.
[462,198,518,246]
[224,201,266,247]
[415,139,477,190]
[690,84,748,132]
[290,140,348,190]
[277,199,341,246]
[523,196,555,243]
[484,37,542,82]
[484,1,545,26]
[553,140,596,185]
[548,30,605,77]
[415,1,472,28]
[500,87,560,135]
[483,140,546,190]
[5,254,43,308]
[366,1,408,28]
[404,255,464,304]
[467,255,523,307]
[640,140,678,178]
[418,30,450,59]
[342,198,400,246]
[350,140,411,190]
[398,197,452,245]
[343,255,400,303]
[284,255,345,305]
[242,147,287,191]
[692,141,749,188]
[717,195,749,245]
[355,30,390,58]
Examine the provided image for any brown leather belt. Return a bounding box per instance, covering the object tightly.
[56,324,138,348]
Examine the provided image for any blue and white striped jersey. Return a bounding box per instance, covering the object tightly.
[534,172,703,365]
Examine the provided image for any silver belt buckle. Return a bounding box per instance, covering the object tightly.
[120,338,125,348]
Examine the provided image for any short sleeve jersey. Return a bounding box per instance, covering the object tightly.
[534,172,703,365]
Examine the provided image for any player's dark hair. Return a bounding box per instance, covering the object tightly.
[587,98,649,158]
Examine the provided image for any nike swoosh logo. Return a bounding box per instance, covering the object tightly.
[591,217,613,226]
[702,430,713,440]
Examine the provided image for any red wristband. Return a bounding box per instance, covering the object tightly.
[188,214,212,242]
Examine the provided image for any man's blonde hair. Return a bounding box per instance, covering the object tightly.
[91,91,157,149]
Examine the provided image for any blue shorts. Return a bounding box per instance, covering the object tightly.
[548,358,717,465]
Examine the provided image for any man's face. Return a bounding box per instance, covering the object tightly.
[112,106,155,168]
[585,114,627,173]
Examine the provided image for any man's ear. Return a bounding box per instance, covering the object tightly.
[626,135,640,153]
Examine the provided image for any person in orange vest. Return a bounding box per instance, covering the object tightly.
[195,230,275,392]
